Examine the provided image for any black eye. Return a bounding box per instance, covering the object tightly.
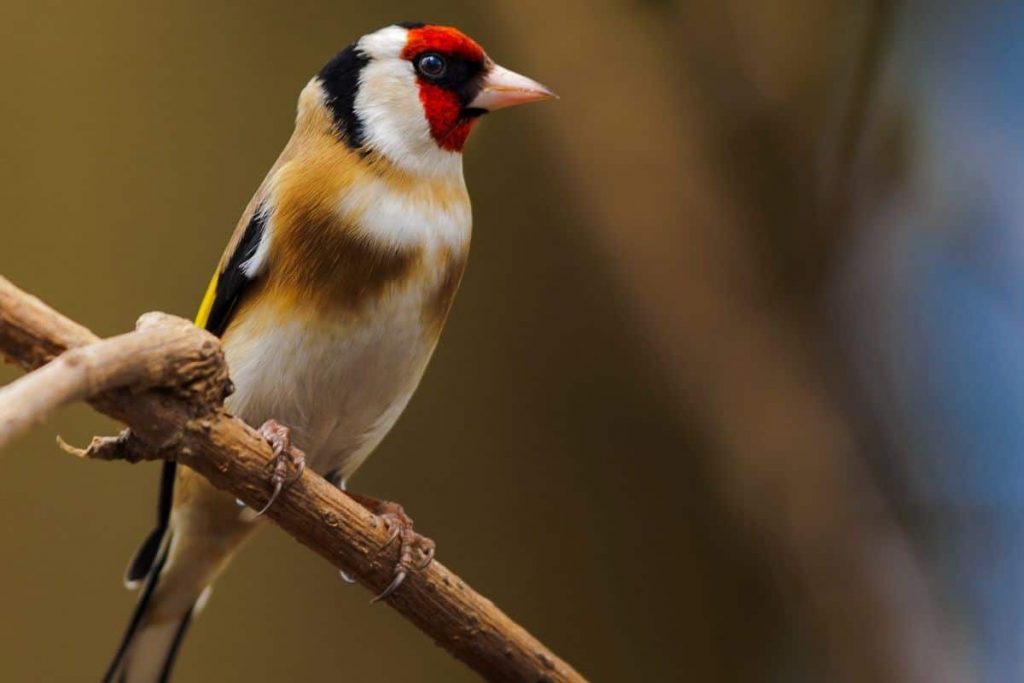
[415,53,447,80]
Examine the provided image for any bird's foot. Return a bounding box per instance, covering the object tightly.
[345,492,436,603]
[254,419,306,516]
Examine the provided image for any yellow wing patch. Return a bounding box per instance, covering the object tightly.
[194,270,220,329]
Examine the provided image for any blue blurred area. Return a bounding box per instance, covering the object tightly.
[853,2,1024,679]
[910,207,1024,503]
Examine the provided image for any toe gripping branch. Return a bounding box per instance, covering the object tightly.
[254,419,306,517]
[251,420,433,603]
[345,492,436,603]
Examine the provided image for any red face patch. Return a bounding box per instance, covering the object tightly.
[415,83,478,151]
[401,26,485,64]
[402,26,487,152]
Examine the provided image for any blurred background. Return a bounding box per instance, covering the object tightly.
[0,1,1020,681]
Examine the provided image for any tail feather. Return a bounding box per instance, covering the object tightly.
[105,529,201,683]
[105,468,260,682]
[104,537,190,683]
[125,463,177,588]
[123,527,165,589]
[105,611,193,683]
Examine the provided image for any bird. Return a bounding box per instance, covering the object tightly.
[102,22,554,683]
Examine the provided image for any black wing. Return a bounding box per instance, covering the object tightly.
[201,209,269,336]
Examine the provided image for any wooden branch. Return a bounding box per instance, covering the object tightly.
[0,312,225,450]
[0,276,586,683]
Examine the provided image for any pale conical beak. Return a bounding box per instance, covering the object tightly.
[468,64,557,112]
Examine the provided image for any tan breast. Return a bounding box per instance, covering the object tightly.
[218,87,472,478]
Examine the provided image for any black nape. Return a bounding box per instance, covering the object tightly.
[318,45,371,149]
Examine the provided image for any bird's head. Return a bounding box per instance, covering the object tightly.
[314,23,555,176]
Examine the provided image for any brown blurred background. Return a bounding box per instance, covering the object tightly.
[2,0,1016,681]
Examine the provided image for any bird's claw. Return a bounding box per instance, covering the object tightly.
[372,569,407,604]
[359,500,436,604]
[254,420,306,517]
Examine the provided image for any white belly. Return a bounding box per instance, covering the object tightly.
[221,290,436,483]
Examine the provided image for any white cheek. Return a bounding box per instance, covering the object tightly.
[355,59,434,162]
[353,29,464,178]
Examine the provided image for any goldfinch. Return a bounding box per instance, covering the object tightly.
[103,22,553,683]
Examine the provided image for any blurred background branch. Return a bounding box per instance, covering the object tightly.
[492,1,969,681]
